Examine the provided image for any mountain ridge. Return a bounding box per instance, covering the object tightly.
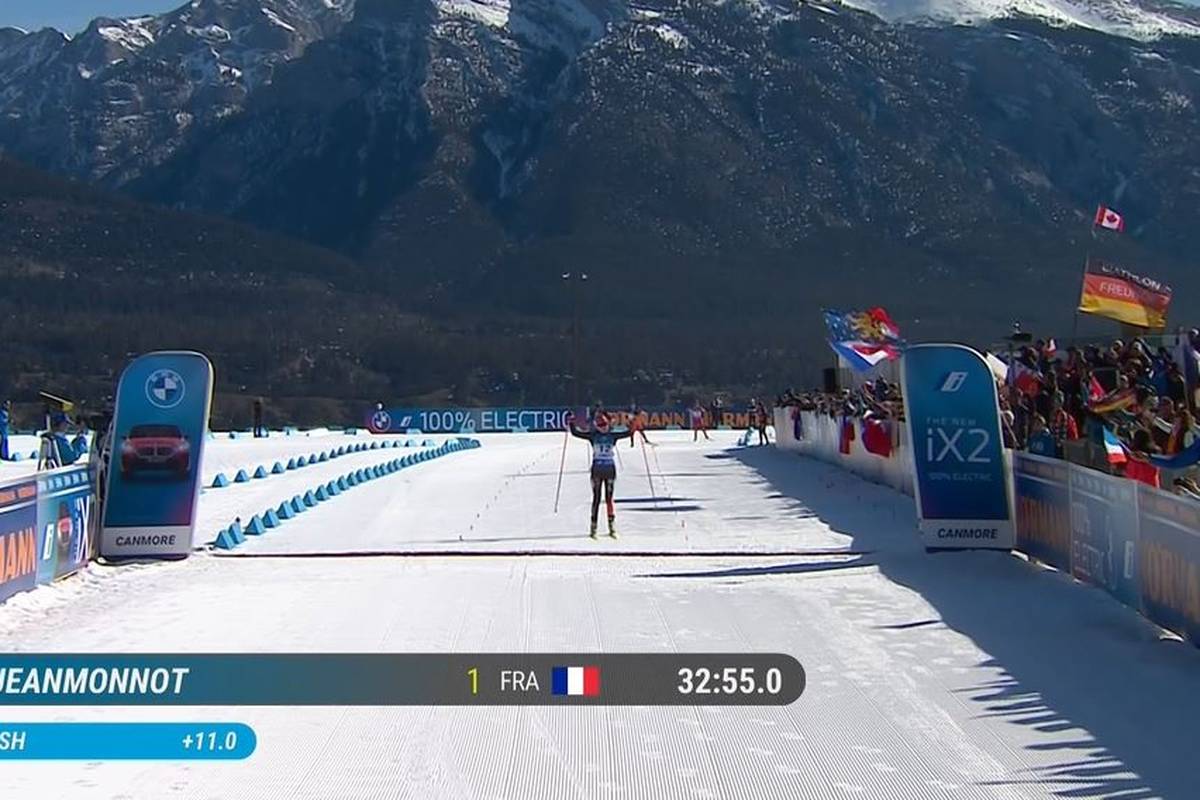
[0,0,1198,409]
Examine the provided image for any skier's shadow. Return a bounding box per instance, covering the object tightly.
[614,497,703,512]
[638,556,870,579]
[614,496,699,504]
[625,505,702,513]
[416,534,585,545]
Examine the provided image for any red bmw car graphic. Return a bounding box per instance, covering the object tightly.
[120,424,191,479]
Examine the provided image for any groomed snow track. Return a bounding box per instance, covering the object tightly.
[1,430,1198,799]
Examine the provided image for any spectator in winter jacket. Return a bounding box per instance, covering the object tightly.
[1027,415,1056,458]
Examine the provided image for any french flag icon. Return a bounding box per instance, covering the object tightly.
[551,665,601,697]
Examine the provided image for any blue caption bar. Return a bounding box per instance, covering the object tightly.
[0,723,255,760]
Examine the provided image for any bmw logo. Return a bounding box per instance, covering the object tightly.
[145,369,186,409]
[370,410,392,433]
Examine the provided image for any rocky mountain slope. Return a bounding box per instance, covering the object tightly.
[1,0,1199,402]
[0,0,353,184]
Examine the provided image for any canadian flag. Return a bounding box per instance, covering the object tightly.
[1094,205,1125,232]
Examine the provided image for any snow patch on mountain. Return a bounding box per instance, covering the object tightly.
[649,22,689,48]
[261,6,300,31]
[96,17,157,50]
[438,0,512,28]
[838,0,1200,39]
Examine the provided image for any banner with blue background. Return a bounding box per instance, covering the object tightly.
[102,352,213,560]
[1013,452,1071,570]
[1137,485,1200,643]
[902,344,1013,549]
[35,466,92,584]
[0,464,93,605]
[367,406,758,434]
[0,477,38,603]
[1070,466,1140,609]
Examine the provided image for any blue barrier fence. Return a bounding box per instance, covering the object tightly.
[1014,452,1200,646]
[0,464,94,605]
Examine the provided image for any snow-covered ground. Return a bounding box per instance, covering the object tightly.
[0,433,50,480]
[1,430,1198,799]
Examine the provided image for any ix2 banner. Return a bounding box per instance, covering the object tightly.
[903,344,1013,550]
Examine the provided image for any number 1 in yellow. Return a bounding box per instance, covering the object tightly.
[468,667,478,696]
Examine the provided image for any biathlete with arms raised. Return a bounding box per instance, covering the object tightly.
[569,412,632,539]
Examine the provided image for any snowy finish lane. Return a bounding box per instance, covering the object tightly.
[231,431,861,555]
[0,431,1197,799]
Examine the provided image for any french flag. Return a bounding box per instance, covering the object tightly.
[1103,428,1127,465]
[831,341,900,373]
[551,665,601,697]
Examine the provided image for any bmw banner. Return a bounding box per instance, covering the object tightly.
[902,344,1013,550]
[101,352,214,559]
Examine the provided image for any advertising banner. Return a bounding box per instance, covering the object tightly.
[902,344,1013,549]
[367,407,756,434]
[1069,466,1139,608]
[35,466,93,583]
[102,352,214,559]
[1137,484,1200,643]
[1013,453,1072,570]
[1077,258,1172,329]
[0,477,39,604]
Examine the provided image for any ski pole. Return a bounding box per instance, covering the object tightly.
[553,428,569,514]
[649,439,670,504]
[641,436,657,508]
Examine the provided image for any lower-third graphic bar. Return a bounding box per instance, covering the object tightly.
[0,723,256,760]
[0,654,805,706]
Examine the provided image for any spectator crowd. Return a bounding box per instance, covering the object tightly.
[776,378,905,422]
[999,331,1200,497]
[775,329,1200,500]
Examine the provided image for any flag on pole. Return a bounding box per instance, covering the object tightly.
[1094,205,1125,232]
[823,308,904,373]
[1077,258,1172,329]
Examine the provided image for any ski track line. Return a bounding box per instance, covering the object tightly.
[836,577,1050,792]
[647,585,730,800]
[720,584,836,799]
[805,574,1024,799]
[500,562,538,799]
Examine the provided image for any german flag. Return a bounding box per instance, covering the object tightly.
[1078,258,1172,329]
[1090,388,1137,415]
